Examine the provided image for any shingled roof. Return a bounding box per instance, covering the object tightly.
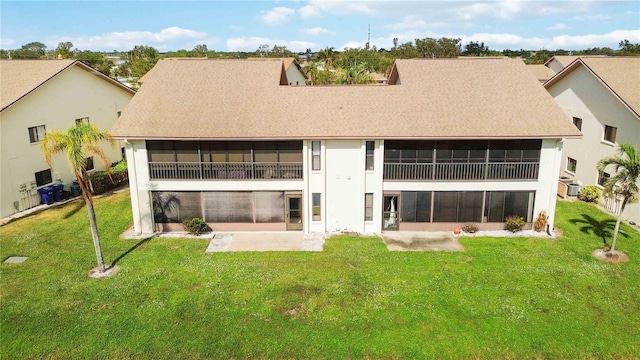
[0,60,134,111]
[544,57,640,118]
[111,58,581,140]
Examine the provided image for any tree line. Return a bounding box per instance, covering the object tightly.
[2,38,639,86]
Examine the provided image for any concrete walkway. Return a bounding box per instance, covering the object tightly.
[119,227,325,252]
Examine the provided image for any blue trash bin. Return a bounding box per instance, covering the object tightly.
[38,186,54,205]
[70,181,81,197]
[53,183,64,202]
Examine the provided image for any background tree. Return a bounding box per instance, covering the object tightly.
[597,143,640,256]
[56,41,74,59]
[128,45,159,80]
[189,44,208,57]
[11,41,47,59]
[41,123,116,273]
[75,50,113,75]
[317,47,338,69]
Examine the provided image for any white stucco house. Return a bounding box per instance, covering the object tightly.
[544,56,640,225]
[111,57,580,235]
[0,60,135,218]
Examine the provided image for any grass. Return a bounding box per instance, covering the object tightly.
[1,192,639,359]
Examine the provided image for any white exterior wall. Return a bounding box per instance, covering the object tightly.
[547,59,565,74]
[286,66,307,86]
[297,139,384,234]
[0,65,133,218]
[547,65,640,224]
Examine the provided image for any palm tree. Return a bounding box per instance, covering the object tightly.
[597,143,640,255]
[317,47,337,69]
[41,123,115,272]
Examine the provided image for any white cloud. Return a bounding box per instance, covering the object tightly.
[548,23,569,31]
[45,27,211,51]
[307,0,377,15]
[1,38,16,48]
[229,25,243,31]
[226,36,318,52]
[298,5,321,18]
[258,7,295,26]
[460,29,640,50]
[300,27,333,35]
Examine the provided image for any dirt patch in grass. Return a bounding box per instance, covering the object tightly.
[592,249,630,263]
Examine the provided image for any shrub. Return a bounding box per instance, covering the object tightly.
[182,218,211,235]
[577,185,601,203]
[504,215,525,233]
[88,160,128,195]
[462,223,479,233]
[533,211,548,232]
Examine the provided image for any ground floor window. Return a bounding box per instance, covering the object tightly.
[396,190,535,223]
[152,191,285,224]
[35,169,52,187]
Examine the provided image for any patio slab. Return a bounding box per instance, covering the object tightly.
[382,231,464,251]
[207,232,324,252]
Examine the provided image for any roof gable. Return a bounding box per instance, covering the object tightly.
[544,57,640,118]
[0,60,134,112]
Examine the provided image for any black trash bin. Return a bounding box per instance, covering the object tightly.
[38,186,54,205]
[52,183,64,202]
[70,181,82,197]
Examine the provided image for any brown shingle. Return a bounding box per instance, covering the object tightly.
[111,58,581,140]
[1,59,75,111]
[527,64,555,82]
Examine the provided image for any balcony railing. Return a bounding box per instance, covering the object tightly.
[384,162,539,181]
[149,162,303,180]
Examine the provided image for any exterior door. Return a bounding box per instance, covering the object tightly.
[286,194,303,231]
[383,195,399,231]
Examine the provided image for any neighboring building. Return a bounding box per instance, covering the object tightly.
[249,57,306,86]
[0,60,135,218]
[544,57,640,225]
[527,64,555,83]
[544,55,608,74]
[111,58,580,235]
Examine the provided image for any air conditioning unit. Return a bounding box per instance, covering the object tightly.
[30,181,37,189]
[567,184,581,196]
[19,183,27,191]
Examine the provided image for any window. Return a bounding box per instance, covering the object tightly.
[485,191,534,223]
[85,157,94,171]
[433,191,483,222]
[604,125,617,143]
[312,141,321,170]
[312,193,321,221]
[28,125,46,143]
[365,141,375,170]
[35,169,52,187]
[75,117,90,126]
[572,117,582,131]
[597,171,610,187]
[401,191,431,222]
[567,157,577,173]
[364,193,374,221]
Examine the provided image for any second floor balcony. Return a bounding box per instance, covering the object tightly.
[149,162,303,180]
[383,162,539,181]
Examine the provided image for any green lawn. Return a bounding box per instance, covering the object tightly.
[1,191,639,359]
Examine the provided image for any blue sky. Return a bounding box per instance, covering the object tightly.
[1,1,639,52]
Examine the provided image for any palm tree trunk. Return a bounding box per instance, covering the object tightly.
[610,196,629,254]
[84,195,106,272]
[77,174,105,272]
